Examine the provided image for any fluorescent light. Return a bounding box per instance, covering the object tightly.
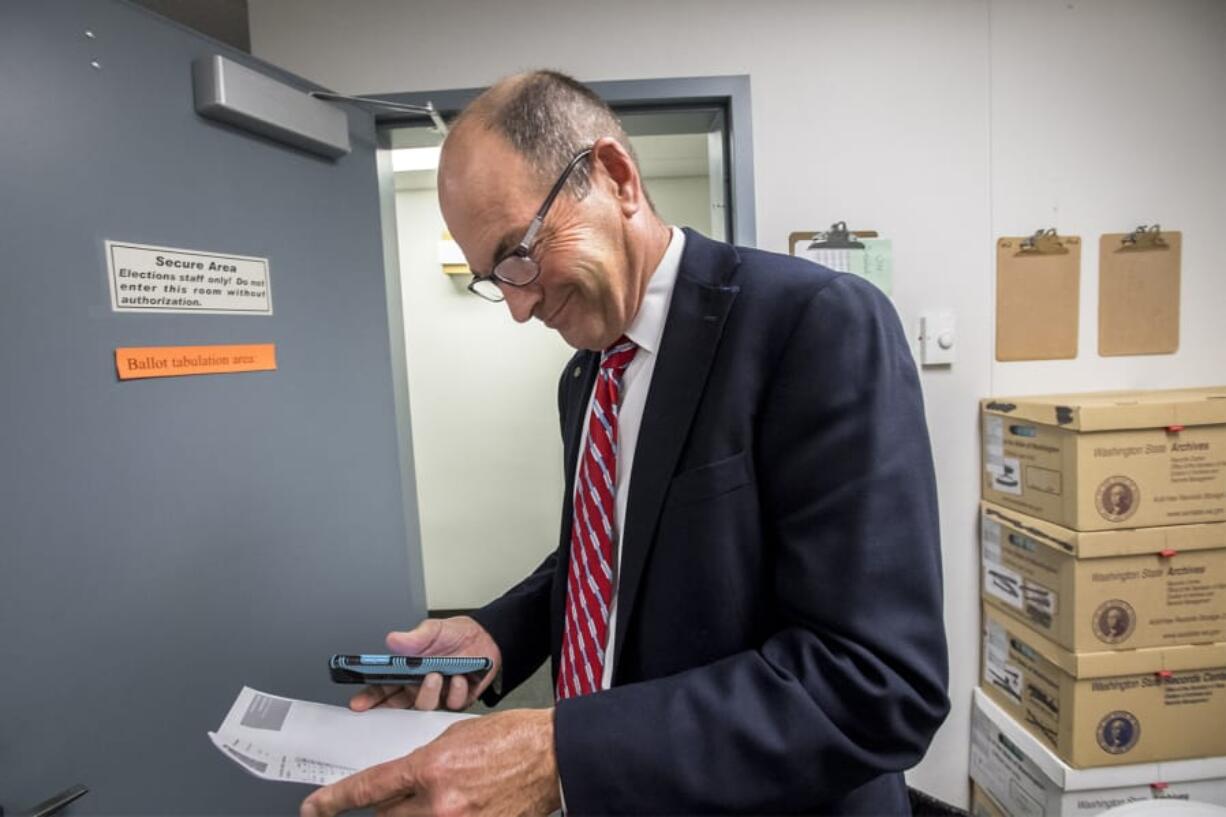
[392,146,441,172]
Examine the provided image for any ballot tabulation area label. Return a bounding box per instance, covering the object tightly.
[115,344,277,380]
[106,240,272,315]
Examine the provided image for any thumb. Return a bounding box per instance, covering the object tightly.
[387,619,443,655]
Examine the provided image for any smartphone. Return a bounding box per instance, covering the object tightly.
[328,654,493,684]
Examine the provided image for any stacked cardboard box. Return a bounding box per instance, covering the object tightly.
[971,688,1226,817]
[973,387,1226,813]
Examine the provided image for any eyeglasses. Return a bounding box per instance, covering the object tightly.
[467,147,594,303]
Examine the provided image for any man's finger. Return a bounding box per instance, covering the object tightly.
[375,795,432,817]
[445,674,469,710]
[413,673,444,710]
[301,757,418,817]
[383,686,417,709]
[386,620,441,655]
[350,685,389,712]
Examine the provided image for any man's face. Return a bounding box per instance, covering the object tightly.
[1109,485,1127,512]
[1106,608,1121,633]
[438,128,631,351]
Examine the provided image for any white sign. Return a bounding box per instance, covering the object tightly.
[106,240,272,315]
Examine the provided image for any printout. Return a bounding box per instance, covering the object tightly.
[209,686,473,786]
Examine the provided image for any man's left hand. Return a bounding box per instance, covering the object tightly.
[299,708,561,817]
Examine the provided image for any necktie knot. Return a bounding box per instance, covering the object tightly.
[601,335,637,376]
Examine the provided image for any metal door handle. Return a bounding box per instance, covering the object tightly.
[14,784,89,817]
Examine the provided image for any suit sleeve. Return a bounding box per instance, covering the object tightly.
[468,551,555,706]
[553,274,950,813]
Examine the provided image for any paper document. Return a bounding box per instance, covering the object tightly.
[208,686,474,786]
[802,241,893,296]
[805,246,865,276]
[860,239,893,296]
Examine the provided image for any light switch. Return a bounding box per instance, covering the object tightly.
[919,311,956,366]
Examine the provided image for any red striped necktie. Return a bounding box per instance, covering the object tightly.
[556,336,638,700]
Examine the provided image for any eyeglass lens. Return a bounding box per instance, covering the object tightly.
[493,254,538,286]
[469,277,505,301]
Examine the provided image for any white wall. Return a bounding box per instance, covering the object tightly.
[250,0,1226,806]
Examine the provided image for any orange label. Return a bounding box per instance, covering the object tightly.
[115,344,277,380]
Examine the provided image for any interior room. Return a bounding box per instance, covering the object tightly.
[2,1,1224,815]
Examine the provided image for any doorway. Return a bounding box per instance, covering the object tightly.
[378,78,754,614]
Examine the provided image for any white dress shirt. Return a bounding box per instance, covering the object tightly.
[572,225,685,690]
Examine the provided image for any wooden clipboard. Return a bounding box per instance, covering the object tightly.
[996,230,1081,361]
[1098,227,1181,356]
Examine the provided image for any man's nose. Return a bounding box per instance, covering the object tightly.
[502,283,542,324]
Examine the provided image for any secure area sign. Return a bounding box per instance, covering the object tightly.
[106,240,272,315]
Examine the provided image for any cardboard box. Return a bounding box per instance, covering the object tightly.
[980,604,1226,767]
[981,387,1226,531]
[981,501,1226,651]
[970,781,1010,817]
[971,687,1226,816]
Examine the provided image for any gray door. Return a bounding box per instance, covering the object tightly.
[0,1,424,813]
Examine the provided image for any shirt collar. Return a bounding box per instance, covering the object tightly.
[623,226,685,357]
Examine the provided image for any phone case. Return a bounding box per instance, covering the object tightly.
[327,654,493,684]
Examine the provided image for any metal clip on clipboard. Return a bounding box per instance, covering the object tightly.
[1119,223,1168,251]
[807,221,875,251]
[1017,227,1069,255]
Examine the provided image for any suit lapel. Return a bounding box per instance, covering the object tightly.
[612,230,740,675]
[561,351,599,497]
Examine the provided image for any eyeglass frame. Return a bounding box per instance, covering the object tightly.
[466,146,594,303]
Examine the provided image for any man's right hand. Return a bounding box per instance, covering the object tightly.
[348,616,502,713]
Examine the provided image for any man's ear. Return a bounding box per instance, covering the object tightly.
[590,136,644,218]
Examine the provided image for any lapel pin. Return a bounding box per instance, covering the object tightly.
[573,366,583,378]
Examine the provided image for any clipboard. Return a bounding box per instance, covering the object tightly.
[996,229,1081,361]
[1098,225,1181,356]
[788,223,893,295]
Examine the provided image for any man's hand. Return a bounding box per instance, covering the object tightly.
[300,708,560,817]
[350,616,502,713]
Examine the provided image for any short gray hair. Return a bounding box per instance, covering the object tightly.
[456,70,642,200]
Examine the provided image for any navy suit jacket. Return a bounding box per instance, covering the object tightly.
[471,229,949,815]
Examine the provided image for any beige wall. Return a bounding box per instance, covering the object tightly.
[396,173,711,614]
[394,185,574,611]
[648,176,711,236]
[250,0,1226,805]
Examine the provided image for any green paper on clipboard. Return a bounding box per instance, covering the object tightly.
[805,239,892,296]
[859,239,893,296]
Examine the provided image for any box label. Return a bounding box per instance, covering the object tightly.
[984,617,1024,704]
[985,417,1025,495]
[984,516,1060,631]
[1088,558,1226,646]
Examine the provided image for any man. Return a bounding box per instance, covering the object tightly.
[1099,604,1131,641]
[1106,482,1133,518]
[302,71,949,817]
